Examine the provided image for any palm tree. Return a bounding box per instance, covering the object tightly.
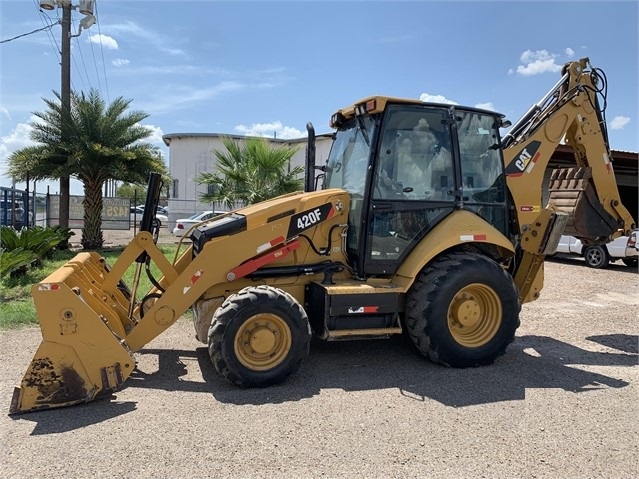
[197,136,304,210]
[7,89,167,249]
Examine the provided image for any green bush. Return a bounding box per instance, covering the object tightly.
[0,226,73,277]
[0,244,181,329]
[0,247,37,278]
[50,225,75,250]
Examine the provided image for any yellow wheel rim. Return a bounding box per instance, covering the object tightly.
[447,283,502,347]
[234,313,292,371]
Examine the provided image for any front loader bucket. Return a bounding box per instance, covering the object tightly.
[10,252,136,415]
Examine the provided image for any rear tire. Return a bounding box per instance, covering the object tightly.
[208,285,311,387]
[405,252,521,367]
[583,245,609,268]
[622,257,638,268]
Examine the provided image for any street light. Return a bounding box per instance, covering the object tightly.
[79,0,94,15]
[39,0,56,10]
[79,14,96,29]
[39,0,94,13]
[38,0,97,231]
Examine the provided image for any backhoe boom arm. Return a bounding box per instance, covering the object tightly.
[503,58,635,303]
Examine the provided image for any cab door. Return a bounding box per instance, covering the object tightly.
[364,105,456,275]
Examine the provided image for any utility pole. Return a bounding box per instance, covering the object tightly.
[59,1,71,231]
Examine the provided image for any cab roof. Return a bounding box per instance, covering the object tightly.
[331,95,505,126]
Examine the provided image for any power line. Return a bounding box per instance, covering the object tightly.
[94,0,110,102]
[0,21,60,44]
[72,33,90,92]
[88,30,103,94]
[33,1,62,82]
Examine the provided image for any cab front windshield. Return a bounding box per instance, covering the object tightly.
[324,116,376,196]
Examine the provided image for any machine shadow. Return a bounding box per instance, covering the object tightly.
[16,333,636,434]
[129,332,636,408]
[586,333,639,354]
[14,399,137,436]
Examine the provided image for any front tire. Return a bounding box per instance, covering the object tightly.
[583,245,609,268]
[208,285,311,387]
[405,252,521,368]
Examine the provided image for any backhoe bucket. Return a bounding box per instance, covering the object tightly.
[547,167,620,241]
[9,252,136,414]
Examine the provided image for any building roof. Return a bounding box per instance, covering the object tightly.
[553,144,638,177]
[162,132,333,147]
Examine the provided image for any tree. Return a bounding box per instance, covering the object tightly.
[116,183,148,203]
[7,89,167,249]
[197,136,304,210]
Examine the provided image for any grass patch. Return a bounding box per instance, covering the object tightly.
[0,243,182,329]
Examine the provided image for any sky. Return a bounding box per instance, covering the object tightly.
[1,0,637,195]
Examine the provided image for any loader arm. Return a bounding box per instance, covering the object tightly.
[502,58,635,303]
[126,188,346,350]
[10,188,348,414]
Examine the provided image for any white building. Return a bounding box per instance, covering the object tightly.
[162,132,333,227]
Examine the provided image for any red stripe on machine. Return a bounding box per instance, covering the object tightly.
[229,240,300,281]
[459,234,487,241]
[257,235,285,254]
[191,270,203,284]
[348,306,379,314]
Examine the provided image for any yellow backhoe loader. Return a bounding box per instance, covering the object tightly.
[10,58,635,414]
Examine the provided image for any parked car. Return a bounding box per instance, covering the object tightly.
[130,207,169,227]
[137,205,168,215]
[172,211,226,237]
[555,230,638,268]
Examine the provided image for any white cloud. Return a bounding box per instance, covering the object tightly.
[141,123,166,147]
[565,47,575,58]
[234,121,304,140]
[418,96,495,111]
[89,34,118,50]
[515,49,562,76]
[419,93,458,105]
[122,65,228,76]
[140,81,245,115]
[0,120,37,180]
[475,102,496,111]
[0,106,10,120]
[105,21,186,57]
[0,120,36,160]
[609,116,630,130]
[112,58,130,67]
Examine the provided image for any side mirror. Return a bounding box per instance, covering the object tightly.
[500,118,512,129]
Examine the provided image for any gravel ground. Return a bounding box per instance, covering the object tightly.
[1,234,637,478]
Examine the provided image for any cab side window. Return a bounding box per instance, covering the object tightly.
[457,111,507,232]
[373,108,453,201]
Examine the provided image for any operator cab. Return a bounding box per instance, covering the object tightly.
[322,97,510,276]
